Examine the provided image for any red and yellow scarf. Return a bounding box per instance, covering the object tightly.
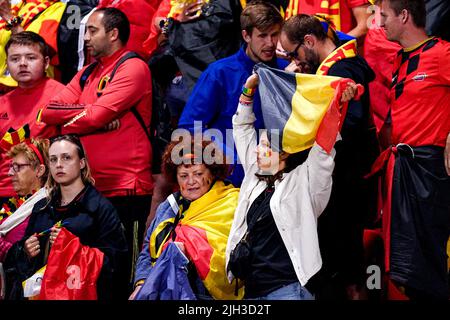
[316,39,358,75]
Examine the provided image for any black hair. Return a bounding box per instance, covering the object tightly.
[95,7,130,44]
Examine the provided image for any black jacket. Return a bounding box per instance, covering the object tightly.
[312,54,380,295]
[4,184,128,300]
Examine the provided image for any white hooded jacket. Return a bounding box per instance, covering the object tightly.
[225,102,338,286]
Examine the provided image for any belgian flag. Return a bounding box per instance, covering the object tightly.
[255,63,362,154]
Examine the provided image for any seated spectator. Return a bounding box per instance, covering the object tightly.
[0,31,63,207]
[0,138,49,263]
[0,138,49,300]
[225,73,357,300]
[3,134,127,300]
[130,137,243,300]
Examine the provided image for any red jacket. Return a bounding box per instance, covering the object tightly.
[0,78,62,197]
[41,49,154,197]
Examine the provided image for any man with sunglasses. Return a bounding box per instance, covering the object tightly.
[280,14,379,300]
[0,32,62,208]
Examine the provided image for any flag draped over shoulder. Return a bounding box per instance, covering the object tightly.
[149,181,243,300]
[255,63,363,154]
[39,228,104,300]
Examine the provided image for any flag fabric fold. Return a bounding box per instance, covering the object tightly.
[255,63,363,154]
[39,228,104,300]
[149,181,243,300]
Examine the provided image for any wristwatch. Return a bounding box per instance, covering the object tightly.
[5,16,23,31]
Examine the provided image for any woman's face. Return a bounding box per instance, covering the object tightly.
[256,131,282,174]
[48,140,85,186]
[8,153,42,196]
[177,164,213,201]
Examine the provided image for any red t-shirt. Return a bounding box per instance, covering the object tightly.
[390,38,450,147]
[42,49,154,197]
[285,0,368,33]
[0,78,63,197]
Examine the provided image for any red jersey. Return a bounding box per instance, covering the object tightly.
[0,78,63,197]
[41,49,154,197]
[390,38,450,147]
[285,0,368,33]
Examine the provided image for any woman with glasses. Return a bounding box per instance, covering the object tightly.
[4,134,127,300]
[0,139,49,264]
[0,138,49,300]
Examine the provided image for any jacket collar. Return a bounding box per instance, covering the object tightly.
[51,184,99,214]
[97,47,127,67]
[238,45,279,72]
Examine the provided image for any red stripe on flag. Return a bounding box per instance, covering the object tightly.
[174,225,213,280]
[316,79,364,154]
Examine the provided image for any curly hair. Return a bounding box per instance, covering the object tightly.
[161,135,231,184]
[7,138,50,186]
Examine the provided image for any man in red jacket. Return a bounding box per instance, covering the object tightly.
[39,7,153,298]
[0,32,62,205]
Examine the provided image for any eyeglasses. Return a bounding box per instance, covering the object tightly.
[286,42,303,59]
[9,163,31,173]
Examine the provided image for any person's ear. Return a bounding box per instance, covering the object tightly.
[80,158,86,170]
[242,29,251,44]
[400,9,408,24]
[110,27,119,42]
[44,56,50,70]
[36,164,46,179]
[304,34,314,48]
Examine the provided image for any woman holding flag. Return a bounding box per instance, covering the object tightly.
[4,134,127,300]
[225,73,358,300]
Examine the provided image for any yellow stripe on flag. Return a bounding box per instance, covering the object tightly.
[283,72,341,153]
